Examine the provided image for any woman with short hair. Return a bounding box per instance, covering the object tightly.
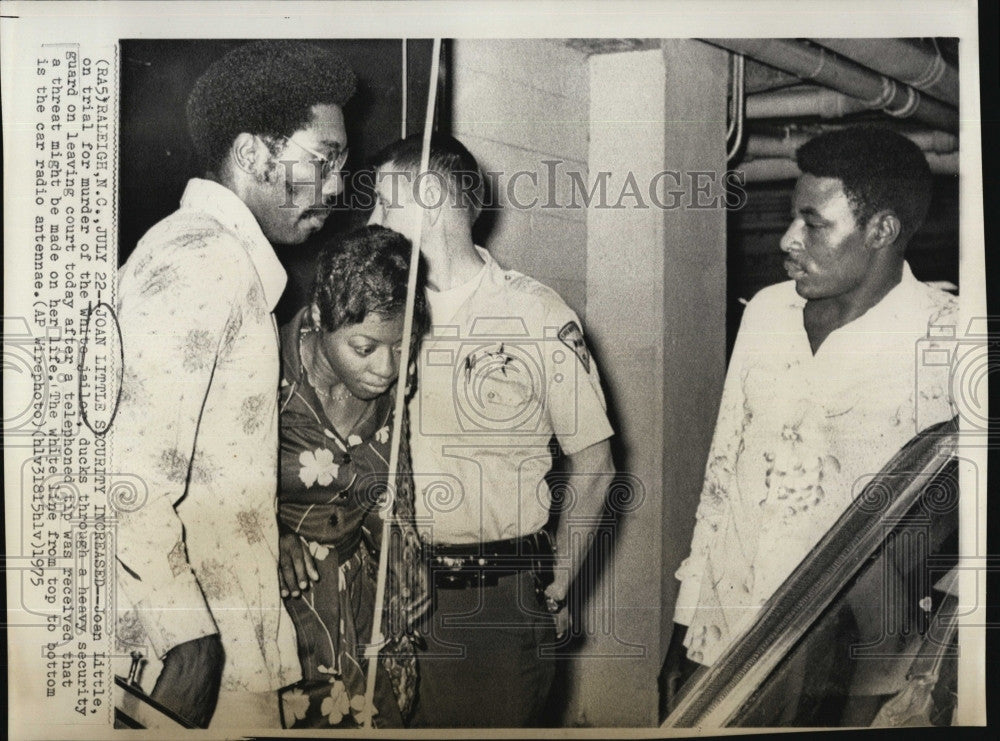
[276,225,428,729]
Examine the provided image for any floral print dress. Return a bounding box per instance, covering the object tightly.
[277,309,427,729]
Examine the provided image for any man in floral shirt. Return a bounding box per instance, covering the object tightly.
[113,41,356,728]
[664,127,957,722]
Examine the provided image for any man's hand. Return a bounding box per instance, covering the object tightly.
[548,440,614,640]
[150,634,224,728]
[279,529,318,598]
[544,581,572,638]
[660,622,698,717]
[552,604,571,638]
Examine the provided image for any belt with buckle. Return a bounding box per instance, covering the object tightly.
[428,531,554,590]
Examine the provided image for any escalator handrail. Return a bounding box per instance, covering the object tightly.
[664,416,959,728]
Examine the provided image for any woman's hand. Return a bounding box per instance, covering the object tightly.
[278,529,319,598]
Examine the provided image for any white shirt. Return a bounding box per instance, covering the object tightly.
[425,259,487,325]
[113,178,299,694]
[410,248,614,544]
[674,263,956,666]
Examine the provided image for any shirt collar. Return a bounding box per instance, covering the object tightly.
[179,178,287,311]
[476,245,510,290]
[777,261,928,355]
[280,307,309,383]
[425,247,489,315]
[827,261,923,335]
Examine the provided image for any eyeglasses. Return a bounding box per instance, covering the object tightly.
[280,135,349,181]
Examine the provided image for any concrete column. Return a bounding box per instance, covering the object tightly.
[577,40,728,726]
[656,39,729,667]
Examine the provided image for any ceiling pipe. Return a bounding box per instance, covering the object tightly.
[738,151,959,182]
[701,38,958,132]
[896,130,959,153]
[745,129,959,159]
[727,53,746,162]
[746,86,870,119]
[814,38,958,107]
[726,52,739,140]
[737,158,801,182]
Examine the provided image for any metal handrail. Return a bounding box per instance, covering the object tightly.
[664,416,959,728]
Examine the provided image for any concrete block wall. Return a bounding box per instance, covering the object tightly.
[451,39,589,319]
[451,40,665,728]
[448,40,730,728]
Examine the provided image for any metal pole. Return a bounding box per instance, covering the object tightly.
[361,37,442,729]
[401,38,407,139]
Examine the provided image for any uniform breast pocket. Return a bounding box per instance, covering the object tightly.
[460,366,541,431]
[480,373,534,408]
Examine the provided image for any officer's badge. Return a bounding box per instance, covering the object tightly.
[558,321,591,373]
[464,343,517,381]
[457,342,540,430]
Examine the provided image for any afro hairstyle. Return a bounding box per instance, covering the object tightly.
[795,126,933,247]
[186,40,356,173]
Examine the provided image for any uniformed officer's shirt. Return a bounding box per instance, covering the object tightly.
[410,247,614,545]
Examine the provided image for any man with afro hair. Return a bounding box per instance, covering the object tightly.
[665,126,957,724]
[185,39,357,244]
[114,41,355,728]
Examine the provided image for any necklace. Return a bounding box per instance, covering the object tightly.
[301,330,374,433]
[317,385,374,436]
[314,383,357,403]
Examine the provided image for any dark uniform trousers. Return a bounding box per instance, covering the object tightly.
[410,570,557,727]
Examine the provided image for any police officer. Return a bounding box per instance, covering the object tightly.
[368,134,616,727]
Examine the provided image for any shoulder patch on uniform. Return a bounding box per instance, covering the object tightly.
[558,321,591,373]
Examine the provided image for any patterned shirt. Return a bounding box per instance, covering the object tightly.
[113,178,299,694]
[673,263,957,667]
[410,247,614,544]
[276,308,425,727]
